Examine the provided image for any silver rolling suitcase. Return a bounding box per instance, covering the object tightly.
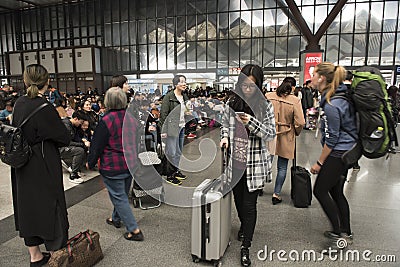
[191,147,231,266]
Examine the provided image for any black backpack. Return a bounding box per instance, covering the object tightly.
[0,103,48,168]
[333,67,398,159]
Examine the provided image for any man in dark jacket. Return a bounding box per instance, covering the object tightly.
[301,80,314,127]
[158,75,189,185]
[60,112,87,183]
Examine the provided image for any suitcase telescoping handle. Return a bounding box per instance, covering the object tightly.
[293,138,297,168]
[220,144,228,192]
[221,144,227,173]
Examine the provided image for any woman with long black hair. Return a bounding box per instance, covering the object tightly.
[220,64,275,266]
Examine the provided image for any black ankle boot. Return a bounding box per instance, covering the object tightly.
[240,247,251,267]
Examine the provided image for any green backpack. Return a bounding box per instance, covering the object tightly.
[350,67,398,158]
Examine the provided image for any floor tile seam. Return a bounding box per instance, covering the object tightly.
[350,203,400,212]
[0,175,105,245]
[345,181,400,186]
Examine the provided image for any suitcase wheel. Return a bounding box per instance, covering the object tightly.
[212,259,222,267]
[191,254,200,263]
[133,199,139,208]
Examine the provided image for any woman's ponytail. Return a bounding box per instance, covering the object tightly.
[27,84,40,98]
[23,64,49,99]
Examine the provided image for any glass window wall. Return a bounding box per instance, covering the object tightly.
[0,0,400,79]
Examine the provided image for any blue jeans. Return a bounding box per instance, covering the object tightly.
[102,174,138,232]
[165,128,185,172]
[273,156,289,195]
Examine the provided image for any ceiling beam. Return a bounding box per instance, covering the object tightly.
[19,0,38,6]
[314,0,348,42]
[276,0,302,34]
[0,4,17,11]
[284,0,315,49]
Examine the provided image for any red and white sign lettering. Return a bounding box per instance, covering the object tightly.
[304,52,323,82]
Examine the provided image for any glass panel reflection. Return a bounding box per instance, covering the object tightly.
[383,1,398,33]
[354,3,369,33]
[380,33,395,66]
[252,38,263,67]
[157,43,166,70]
[177,42,186,69]
[263,37,275,67]
[197,41,206,68]
[229,39,239,67]
[341,4,355,34]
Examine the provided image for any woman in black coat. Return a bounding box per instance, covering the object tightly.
[11,64,70,267]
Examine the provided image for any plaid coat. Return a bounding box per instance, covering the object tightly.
[221,100,276,192]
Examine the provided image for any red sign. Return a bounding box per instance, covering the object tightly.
[304,52,323,82]
[270,79,279,89]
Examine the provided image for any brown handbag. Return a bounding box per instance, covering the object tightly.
[48,230,104,267]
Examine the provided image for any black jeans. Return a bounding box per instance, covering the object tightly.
[313,155,351,235]
[232,168,260,248]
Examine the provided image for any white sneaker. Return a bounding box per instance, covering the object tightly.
[61,160,73,173]
[198,119,205,123]
[69,178,84,184]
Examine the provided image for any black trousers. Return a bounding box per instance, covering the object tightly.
[232,168,260,248]
[313,155,351,235]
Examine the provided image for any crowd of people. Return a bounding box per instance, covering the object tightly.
[4,62,400,267]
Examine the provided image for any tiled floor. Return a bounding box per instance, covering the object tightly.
[0,127,399,266]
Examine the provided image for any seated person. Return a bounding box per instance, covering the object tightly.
[0,101,13,125]
[79,120,92,144]
[80,98,99,132]
[55,98,68,119]
[60,112,88,184]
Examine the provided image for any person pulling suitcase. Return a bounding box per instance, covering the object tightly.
[220,64,276,266]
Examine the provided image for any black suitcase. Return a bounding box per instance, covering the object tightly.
[290,143,312,208]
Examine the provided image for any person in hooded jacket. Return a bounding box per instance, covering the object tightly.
[310,62,357,250]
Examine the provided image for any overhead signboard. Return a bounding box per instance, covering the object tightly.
[396,65,400,75]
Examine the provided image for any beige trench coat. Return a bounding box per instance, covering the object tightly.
[265,92,305,159]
